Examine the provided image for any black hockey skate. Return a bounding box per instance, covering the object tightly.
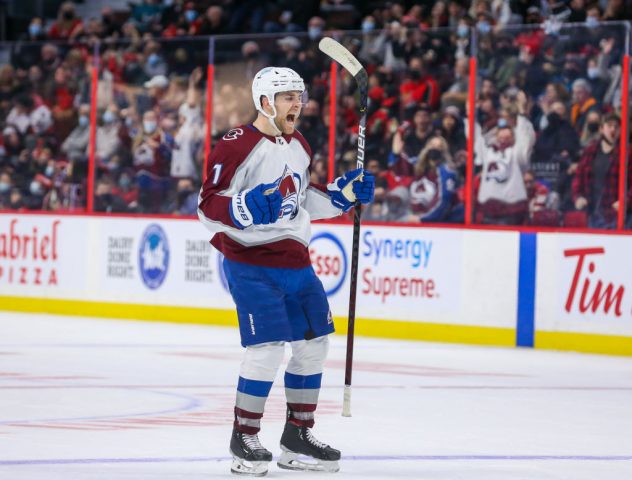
[229,427,273,476]
[278,421,341,472]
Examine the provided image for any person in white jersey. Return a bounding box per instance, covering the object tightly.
[198,67,374,476]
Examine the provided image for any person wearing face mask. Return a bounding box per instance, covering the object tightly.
[94,177,129,213]
[133,109,171,212]
[307,16,325,41]
[471,109,535,225]
[410,143,463,223]
[48,2,84,40]
[570,78,599,134]
[198,5,227,36]
[26,174,50,210]
[531,101,580,211]
[572,113,632,229]
[579,110,602,148]
[61,104,91,162]
[96,106,123,166]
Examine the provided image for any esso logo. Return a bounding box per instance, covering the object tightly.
[309,232,347,296]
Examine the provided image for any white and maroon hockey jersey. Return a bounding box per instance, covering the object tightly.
[198,124,341,268]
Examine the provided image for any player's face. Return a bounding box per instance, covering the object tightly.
[274,91,303,134]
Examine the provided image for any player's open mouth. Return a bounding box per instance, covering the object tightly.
[286,114,296,124]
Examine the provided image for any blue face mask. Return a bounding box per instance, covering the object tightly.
[30,181,43,196]
[477,21,491,34]
[103,111,116,124]
[362,21,375,33]
[185,10,197,22]
[79,115,89,127]
[586,16,599,28]
[148,53,160,66]
[308,26,322,40]
[587,67,600,79]
[45,165,55,177]
[29,24,42,37]
[0,181,10,193]
[457,25,469,38]
[143,120,157,134]
[119,176,132,189]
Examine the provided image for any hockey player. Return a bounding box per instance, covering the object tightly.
[198,67,374,476]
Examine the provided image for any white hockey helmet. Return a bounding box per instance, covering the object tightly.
[251,67,305,119]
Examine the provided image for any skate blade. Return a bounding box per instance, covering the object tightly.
[277,450,340,473]
[230,451,269,476]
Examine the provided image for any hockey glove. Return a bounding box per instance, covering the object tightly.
[327,168,375,212]
[230,182,283,228]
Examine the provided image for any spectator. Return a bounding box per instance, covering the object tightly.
[143,41,168,78]
[0,171,11,207]
[96,104,125,171]
[299,99,327,158]
[307,16,326,41]
[572,113,631,229]
[137,74,170,116]
[25,173,49,210]
[390,105,434,174]
[399,56,440,110]
[570,78,599,134]
[8,187,25,210]
[132,109,172,212]
[531,100,580,209]
[6,94,52,136]
[382,185,412,222]
[473,113,535,225]
[168,177,198,215]
[524,170,561,225]
[48,2,84,41]
[434,105,466,155]
[410,145,463,223]
[112,169,139,211]
[170,89,203,180]
[579,109,602,147]
[61,104,90,162]
[94,176,129,213]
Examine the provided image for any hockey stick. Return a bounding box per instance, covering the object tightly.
[318,37,368,417]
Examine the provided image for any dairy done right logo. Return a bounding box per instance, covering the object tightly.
[138,224,170,290]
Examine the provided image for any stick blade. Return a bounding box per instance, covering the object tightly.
[319,37,364,77]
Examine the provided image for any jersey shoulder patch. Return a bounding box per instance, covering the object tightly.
[212,125,264,165]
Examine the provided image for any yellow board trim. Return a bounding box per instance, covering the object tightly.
[2,296,630,355]
[536,331,632,356]
[0,296,514,347]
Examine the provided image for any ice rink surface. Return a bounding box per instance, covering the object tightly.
[1,312,631,480]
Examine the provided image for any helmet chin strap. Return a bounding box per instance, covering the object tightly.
[260,97,283,136]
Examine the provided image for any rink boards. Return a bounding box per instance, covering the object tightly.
[0,213,630,356]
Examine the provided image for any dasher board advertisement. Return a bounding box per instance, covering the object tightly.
[537,233,632,336]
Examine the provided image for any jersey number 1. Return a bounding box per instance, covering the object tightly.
[211,164,222,184]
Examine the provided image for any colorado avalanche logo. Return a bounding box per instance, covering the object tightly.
[410,177,438,207]
[276,165,302,219]
[222,128,243,141]
[486,159,510,183]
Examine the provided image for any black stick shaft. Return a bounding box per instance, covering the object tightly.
[344,200,362,387]
[344,106,367,388]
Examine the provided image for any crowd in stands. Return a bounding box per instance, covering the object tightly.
[0,0,631,229]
